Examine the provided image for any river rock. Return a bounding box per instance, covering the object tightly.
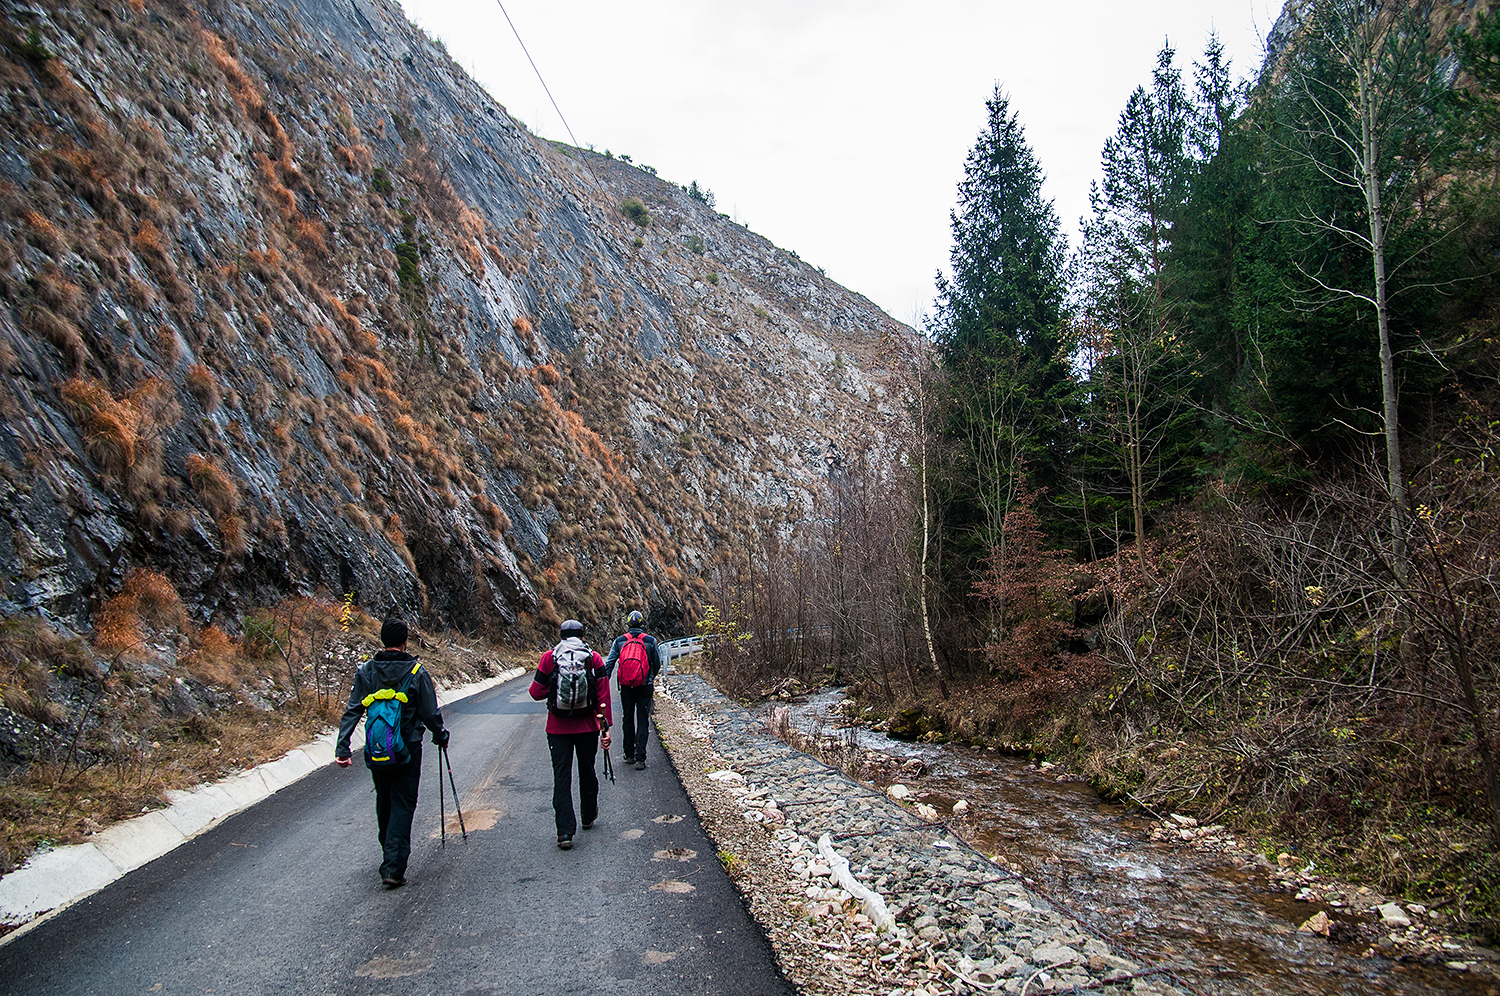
[887,783,912,801]
[1300,911,1332,936]
[1031,941,1083,967]
[1377,902,1412,928]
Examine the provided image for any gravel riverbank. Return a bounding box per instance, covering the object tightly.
[653,674,1185,996]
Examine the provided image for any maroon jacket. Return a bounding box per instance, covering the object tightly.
[530,640,613,735]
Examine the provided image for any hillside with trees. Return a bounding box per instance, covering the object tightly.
[695,0,1500,939]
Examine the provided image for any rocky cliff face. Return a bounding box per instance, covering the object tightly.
[0,0,919,640]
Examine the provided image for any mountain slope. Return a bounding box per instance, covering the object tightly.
[0,0,919,640]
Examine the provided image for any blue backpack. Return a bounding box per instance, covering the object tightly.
[362,661,421,767]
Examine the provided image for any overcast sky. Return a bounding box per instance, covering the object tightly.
[395,0,1286,326]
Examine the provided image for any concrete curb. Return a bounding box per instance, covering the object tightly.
[0,666,528,943]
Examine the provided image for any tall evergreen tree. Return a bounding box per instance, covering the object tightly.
[1073,43,1200,564]
[928,87,1073,625]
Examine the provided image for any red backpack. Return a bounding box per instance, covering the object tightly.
[616,632,650,687]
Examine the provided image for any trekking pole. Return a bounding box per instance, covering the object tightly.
[598,711,615,785]
[442,745,468,841]
[437,745,447,849]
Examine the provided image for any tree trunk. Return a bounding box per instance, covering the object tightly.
[1361,43,1406,572]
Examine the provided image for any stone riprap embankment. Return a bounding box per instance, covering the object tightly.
[656,675,1183,996]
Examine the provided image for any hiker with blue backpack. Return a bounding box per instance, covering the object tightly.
[603,610,661,770]
[530,618,612,849]
[334,618,449,888]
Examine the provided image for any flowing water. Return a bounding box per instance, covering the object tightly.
[784,691,1498,996]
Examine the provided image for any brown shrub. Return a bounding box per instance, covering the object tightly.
[25,306,86,369]
[293,218,327,255]
[200,30,264,116]
[35,267,82,317]
[184,364,221,411]
[23,211,65,254]
[352,415,390,459]
[218,514,249,558]
[184,625,241,688]
[185,453,238,517]
[93,567,188,652]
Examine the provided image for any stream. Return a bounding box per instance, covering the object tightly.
[785,690,1497,996]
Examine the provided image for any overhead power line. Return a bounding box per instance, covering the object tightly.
[493,0,579,148]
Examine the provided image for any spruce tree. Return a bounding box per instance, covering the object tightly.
[928,87,1073,631]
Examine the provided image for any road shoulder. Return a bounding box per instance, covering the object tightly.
[0,667,527,943]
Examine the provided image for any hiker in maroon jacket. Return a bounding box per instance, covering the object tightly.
[530,618,613,849]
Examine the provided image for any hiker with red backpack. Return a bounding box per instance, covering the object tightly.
[530,618,613,849]
[334,617,449,889]
[603,610,662,770]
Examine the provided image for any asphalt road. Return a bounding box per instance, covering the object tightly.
[0,678,796,995]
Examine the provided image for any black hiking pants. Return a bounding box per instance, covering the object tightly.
[618,684,653,761]
[547,731,599,836]
[371,743,422,879]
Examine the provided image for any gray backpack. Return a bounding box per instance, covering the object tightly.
[549,638,597,717]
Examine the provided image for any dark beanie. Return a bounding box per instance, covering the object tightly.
[381,617,409,648]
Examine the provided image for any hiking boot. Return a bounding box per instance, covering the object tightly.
[557,834,573,850]
[381,874,405,889]
[634,758,646,770]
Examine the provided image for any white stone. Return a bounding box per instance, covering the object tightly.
[707,769,745,784]
[1377,903,1412,928]
[886,783,911,801]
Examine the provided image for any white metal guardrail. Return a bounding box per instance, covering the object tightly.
[658,635,706,663]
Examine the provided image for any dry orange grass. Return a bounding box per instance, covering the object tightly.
[461,240,484,274]
[35,267,82,317]
[200,30,265,115]
[218,514,249,557]
[512,315,538,356]
[352,415,390,459]
[271,419,294,458]
[245,247,283,280]
[154,325,181,363]
[185,453,238,517]
[26,306,86,369]
[255,152,297,216]
[132,219,168,258]
[23,210,64,254]
[184,363,221,411]
[471,493,511,537]
[61,377,138,476]
[183,625,241,687]
[293,218,327,255]
[93,568,188,653]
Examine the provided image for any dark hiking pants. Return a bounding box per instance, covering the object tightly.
[547,730,599,836]
[618,684,653,761]
[371,743,422,879]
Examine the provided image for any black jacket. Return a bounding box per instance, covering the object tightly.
[335,650,445,760]
[603,628,662,686]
